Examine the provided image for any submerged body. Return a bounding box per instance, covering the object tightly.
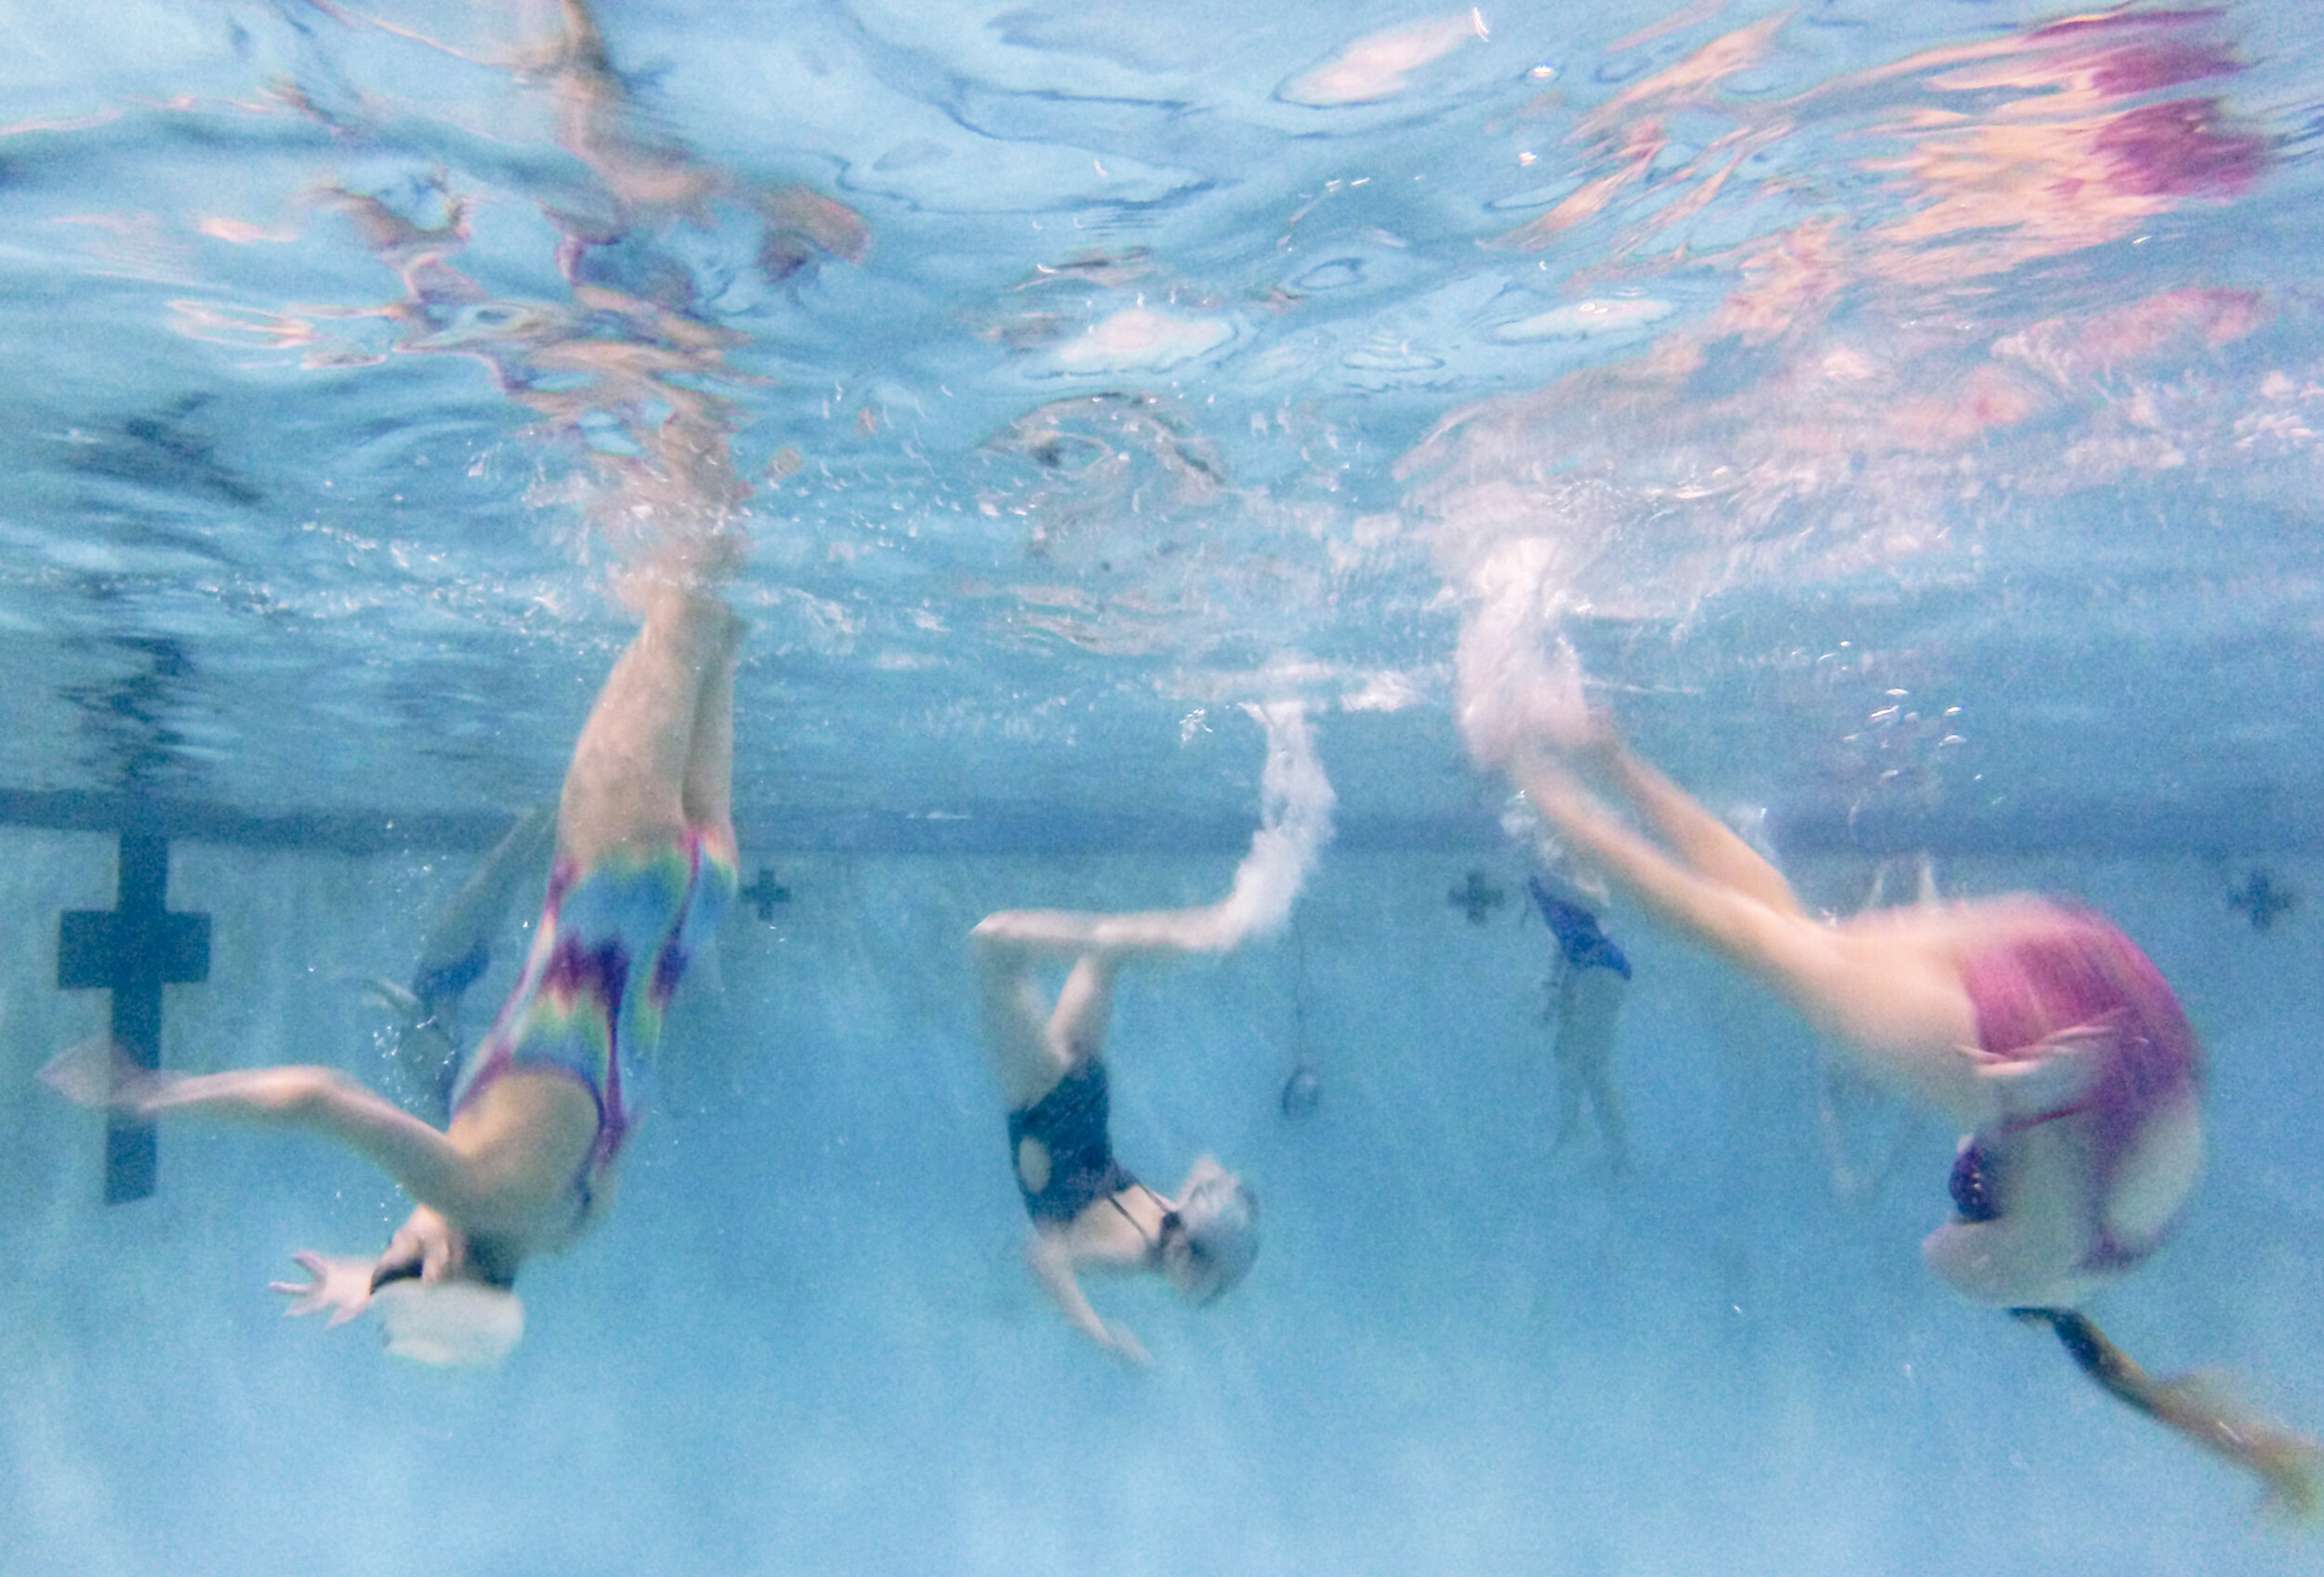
[1463,648,2314,1511]
[367,802,556,1115]
[972,902,1263,1366]
[450,825,737,1238]
[1533,876,1632,1173]
[1934,905,2203,1305]
[46,576,743,1360]
[967,705,1328,1363]
[1008,1055,1139,1224]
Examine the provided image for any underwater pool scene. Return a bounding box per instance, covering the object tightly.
[6,0,2324,1571]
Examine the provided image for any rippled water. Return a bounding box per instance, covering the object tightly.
[11,7,2324,1576]
[2,1,2319,849]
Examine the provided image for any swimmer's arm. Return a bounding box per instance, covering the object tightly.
[375,1204,469,1283]
[56,1050,506,1230]
[1922,1122,2093,1307]
[160,1067,487,1211]
[1026,1233,1151,1367]
[1922,1209,2083,1308]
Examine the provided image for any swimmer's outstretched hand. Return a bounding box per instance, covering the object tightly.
[1028,1232,1156,1367]
[1970,1022,2112,1121]
[1102,1322,1154,1369]
[270,1252,376,1328]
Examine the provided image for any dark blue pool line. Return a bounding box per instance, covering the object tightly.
[0,788,2313,857]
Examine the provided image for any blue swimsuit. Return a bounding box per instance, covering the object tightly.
[1530,875,1632,979]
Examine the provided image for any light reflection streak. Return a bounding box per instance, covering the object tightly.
[1496,7,2262,288]
[1427,5,2283,646]
[249,0,871,571]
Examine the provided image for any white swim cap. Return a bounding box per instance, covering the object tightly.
[371,1278,525,1368]
[1175,1172,1260,1304]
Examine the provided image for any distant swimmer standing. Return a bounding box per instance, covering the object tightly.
[46,541,742,1366]
[970,702,1332,1364]
[1530,874,1633,1174]
[1463,643,2319,1515]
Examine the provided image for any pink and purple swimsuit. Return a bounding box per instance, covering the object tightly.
[1948,904,2203,1276]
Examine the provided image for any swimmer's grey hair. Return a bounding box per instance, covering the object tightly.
[1178,1171,1260,1305]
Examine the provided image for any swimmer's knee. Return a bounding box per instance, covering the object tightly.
[1922,1218,2094,1310]
[2104,1097,2203,1252]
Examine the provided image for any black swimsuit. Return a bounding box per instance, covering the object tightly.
[1008,1058,1140,1224]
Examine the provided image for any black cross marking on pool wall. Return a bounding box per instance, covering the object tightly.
[1448,868,1506,925]
[58,834,211,1204]
[739,866,790,922]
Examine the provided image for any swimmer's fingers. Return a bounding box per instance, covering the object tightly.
[381,1210,467,1285]
[383,1231,434,1283]
[264,1253,327,1311]
[270,1252,374,1327]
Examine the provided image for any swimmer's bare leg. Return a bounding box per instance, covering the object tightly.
[1583,729,1803,918]
[557,584,738,867]
[1585,1062,1631,1174]
[1552,963,1630,1173]
[1546,968,1591,1148]
[969,927,1104,1108]
[1549,1054,1630,1173]
[970,905,1232,1107]
[970,904,1240,964]
[1551,1055,1587,1152]
[679,601,738,847]
[44,1046,592,1243]
[1511,745,1985,1119]
[1516,748,1813,984]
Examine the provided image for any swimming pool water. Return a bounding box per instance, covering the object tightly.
[4,1,2324,1572]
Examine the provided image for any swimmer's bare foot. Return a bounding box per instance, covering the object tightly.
[1464,641,1607,770]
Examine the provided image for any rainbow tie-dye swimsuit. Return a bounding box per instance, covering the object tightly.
[450,826,738,1212]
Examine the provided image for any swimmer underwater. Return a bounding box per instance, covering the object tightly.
[1531,874,1633,1173]
[45,547,741,1366]
[971,903,1264,1366]
[969,702,1331,1363]
[1465,643,2321,1516]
